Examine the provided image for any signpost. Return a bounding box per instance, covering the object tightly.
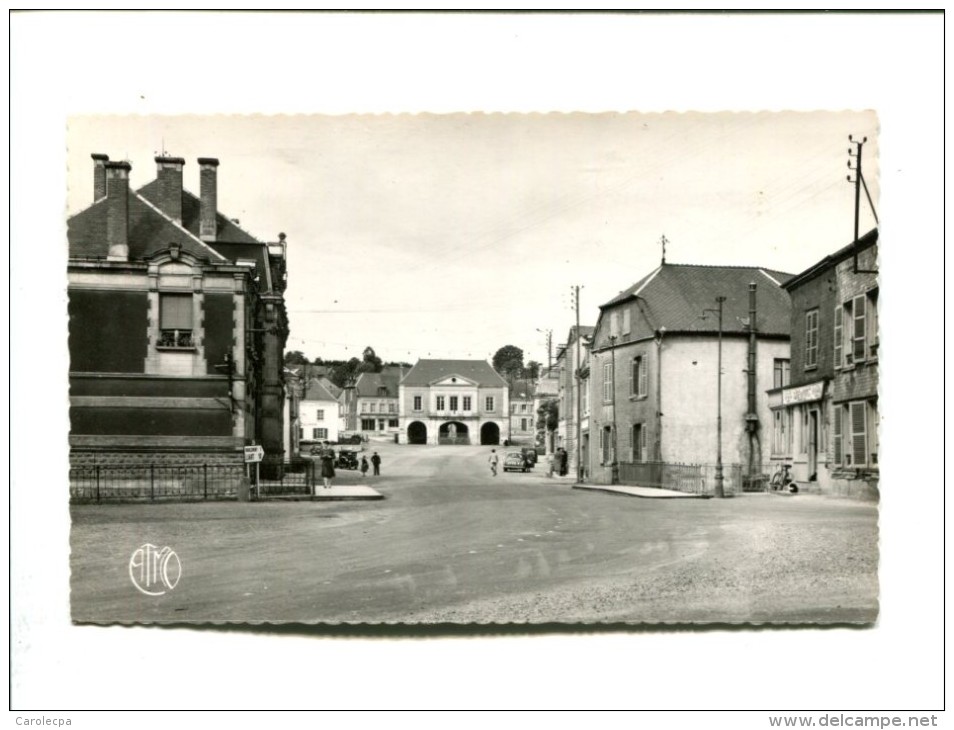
[244,444,264,500]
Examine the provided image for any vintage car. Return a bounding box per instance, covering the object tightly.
[503,451,530,473]
[520,447,538,467]
[335,449,360,470]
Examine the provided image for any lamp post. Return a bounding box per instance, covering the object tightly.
[608,334,619,485]
[703,297,727,498]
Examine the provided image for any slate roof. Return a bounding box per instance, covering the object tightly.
[401,359,508,388]
[596,263,793,341]
[67,176,272,282]
[302,378,339,403]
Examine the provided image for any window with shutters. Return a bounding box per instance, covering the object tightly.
[805,309,819,369]
[630,356,647,398]
[622,307,632,335]
[851,295,867,364]
[832,404,843,465]
[841,290,878,366]
[849,401,868,467]
[833,304,843,368]
[610,311,620,337]
[603,362,613,402]
[313,427,327,440]
[158,293,194,348]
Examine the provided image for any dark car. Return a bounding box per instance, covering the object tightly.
[504,451,530,473]
[520,447,537,467]
[335,449,360,470]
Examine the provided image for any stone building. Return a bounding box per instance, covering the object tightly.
[398,360,509,445]
[588,262,792,490]
[67,154,288,469]
[772,228,879,497]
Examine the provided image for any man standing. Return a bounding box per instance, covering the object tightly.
[488,449,499,477]
[370,451,382,476]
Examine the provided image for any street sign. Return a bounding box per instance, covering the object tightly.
[244,445,265,463]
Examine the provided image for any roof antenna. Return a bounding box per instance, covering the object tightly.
[660,233,668,265]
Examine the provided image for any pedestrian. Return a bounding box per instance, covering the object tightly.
[371,451,381,476]
[319,447,336,489]
[360,455,369,477]
[488,449,499,477]
[546,451,555,478]
[559,447,568,476]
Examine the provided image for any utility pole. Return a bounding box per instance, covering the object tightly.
[703,296,727,498]
[536,328,553,374]
[847,134,878,274]
[572,285,583,483]
[609,334,619,485]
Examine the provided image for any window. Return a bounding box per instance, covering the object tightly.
[158,293,194,348]
[630,423,647,462]
[316,409,325,421]
[773,359,791,389]
[839,290,879,367]
[832,404,843,465]
[389,403,396,413]
[849,401,868,467]
[602,425,613,464]
[312,427,328,440]
[485,396,495,411]
[521,418,528,432]
[630,356,647,397]
[361,418,376,431]
[603,362,613,402]
[413,395,422,411]
[388,418,399,428]
[369,403,376,413]
[622,307,632,335]
[805,309,819,368]
[298,427,303,440]
[436,396,445,411]
[449,395,458,411]
[610,311,620,337]
[361,402,368,413]
[582,382,589,415]
[463,396,472,411]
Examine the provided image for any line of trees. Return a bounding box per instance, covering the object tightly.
[284,346,411,389]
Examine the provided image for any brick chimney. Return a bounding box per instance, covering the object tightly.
[198,157,219,241]
[155,155,185,225]
[91,153,109,201]
[105,160,132,260]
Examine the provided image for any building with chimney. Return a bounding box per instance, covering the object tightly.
[344,367,403,440]
[398,360,509,445]
[770,229,879,498]
[588,263,792,492]
[67,154,289,471]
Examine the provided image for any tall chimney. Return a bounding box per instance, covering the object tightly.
[91,153,109,201]
[198,157,219,241]
[105,160,132,260]
[155,156,185,225]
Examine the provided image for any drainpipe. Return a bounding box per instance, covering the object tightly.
[746,283,761,479]
[654,327,666,462]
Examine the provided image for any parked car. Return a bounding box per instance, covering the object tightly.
[338,433,365,445]
[335,449,360,470]
[504,451,530,473]
[520,447,537,467]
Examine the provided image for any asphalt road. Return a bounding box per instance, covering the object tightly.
[70,442,879,624]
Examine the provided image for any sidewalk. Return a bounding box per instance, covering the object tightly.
[312,485,384,501]
[571,483,710,499]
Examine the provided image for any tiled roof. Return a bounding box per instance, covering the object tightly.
[596,263,793,341]
[354,370,401,398]
[138,182,261,245]
[68,193,225,262]
[302,378,339,403]
[401,359,508,388]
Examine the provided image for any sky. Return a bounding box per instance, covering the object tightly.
[67,110,879,366]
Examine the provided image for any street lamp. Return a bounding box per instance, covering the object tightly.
[702,296,727,498]
[608,334,619,485]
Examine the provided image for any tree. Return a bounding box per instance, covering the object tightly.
[360,346,383,373]
[492,345,524,383]
[525,360,542,381]
[284,350,309,367]
[537,397,559,449]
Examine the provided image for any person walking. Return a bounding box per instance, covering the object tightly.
[360,455,369,477]
[559,447,568,476]
[371,451,381,476]
[488,449,499,477]
[319,447,336,489]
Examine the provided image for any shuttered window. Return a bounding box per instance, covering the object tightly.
[603,362,612,402]
[622,307,631,335]
[160,294,192,330]
[852,295,867,363]
[850,401,867,467]
[833,305,843,368]
[833,405,843,464]
[805,309,819,368]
